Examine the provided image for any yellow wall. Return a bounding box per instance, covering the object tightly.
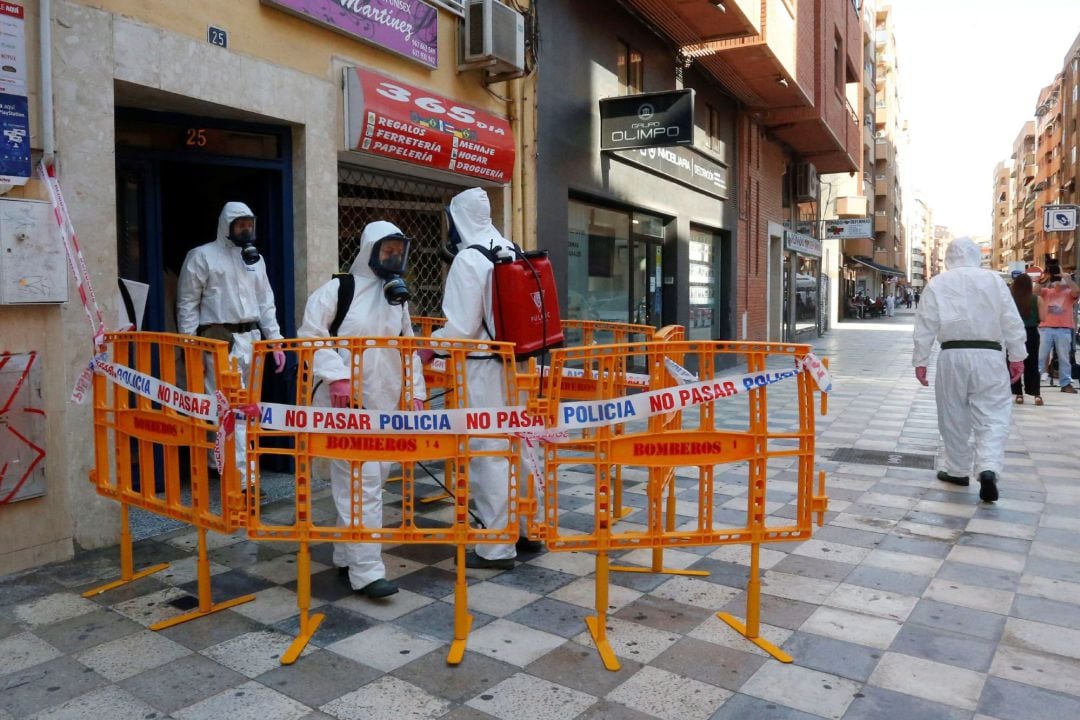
[80,0,504,114]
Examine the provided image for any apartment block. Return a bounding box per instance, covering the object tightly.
[1060,33,1080,270]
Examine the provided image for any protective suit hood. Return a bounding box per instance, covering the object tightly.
[448,188,506,251]
[945,237,982,270]
[349,220,407,282]
[216,202,256,248]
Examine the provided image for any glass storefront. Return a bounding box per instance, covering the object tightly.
[688,226,721,340]
[566,199,665,329]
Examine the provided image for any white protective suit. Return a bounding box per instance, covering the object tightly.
[912,237,1027,477]
[176,202,282,486]
[432,188,516,560]
[297,221,427,590]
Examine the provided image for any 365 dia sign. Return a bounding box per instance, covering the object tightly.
[600,89,694,151]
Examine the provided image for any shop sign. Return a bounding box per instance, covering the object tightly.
[784,230,821,257]
[612,145,727,200]
[600,89,694,151]
[0,3,28,185]
[345,66,515,183]
[823,217,871,239]
[261,0,439,69]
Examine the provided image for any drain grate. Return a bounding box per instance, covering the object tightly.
[828,447,935,470]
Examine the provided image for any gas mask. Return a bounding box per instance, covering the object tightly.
[439,208,462,264]
[368,233,411,306]
[228,217,260,266]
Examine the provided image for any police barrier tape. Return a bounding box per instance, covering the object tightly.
[91,352,832,439]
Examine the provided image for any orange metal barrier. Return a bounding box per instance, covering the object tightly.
[245,335,529,664]
[537,339,828,669]
[85,331,255,627]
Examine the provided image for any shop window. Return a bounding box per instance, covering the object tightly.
[688,226,721,341]
[337,167,460,318]
[617,41,643,95]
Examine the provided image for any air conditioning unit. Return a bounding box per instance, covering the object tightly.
[794,162,819,202]
[460,0,526,76]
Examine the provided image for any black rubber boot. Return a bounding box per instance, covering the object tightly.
[936,470,970,487]
[978,471,999,503]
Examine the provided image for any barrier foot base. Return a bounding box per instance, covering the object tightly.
[584,616,621,671]
[609,564,709,577]
[613,506,634,520]
[420,491,451,504]
[446,614,474,665]
[149,593,257,631]
[281,612,325,665]
[716,612,792,663]
[81,563,170,598]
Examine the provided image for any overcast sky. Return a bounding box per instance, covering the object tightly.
[889,1,1080,238]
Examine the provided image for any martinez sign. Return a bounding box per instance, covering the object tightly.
[261,0,439,69]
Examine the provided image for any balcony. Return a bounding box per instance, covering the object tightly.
[620,0,759,46]
[874,213,888,232]
[836,195,868,217]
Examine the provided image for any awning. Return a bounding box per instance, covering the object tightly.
[846,255,904,276]
[344,67,515,184]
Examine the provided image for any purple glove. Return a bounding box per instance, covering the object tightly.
[412,397,425,411]
[272,350,286,374]
[417,348,436,366]
[329,379,351,408]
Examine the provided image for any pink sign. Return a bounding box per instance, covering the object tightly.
[262,0,439,69]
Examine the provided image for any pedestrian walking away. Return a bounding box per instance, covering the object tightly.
[912,237,1027,503]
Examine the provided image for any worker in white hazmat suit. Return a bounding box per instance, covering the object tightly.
[912,237,1026,503]
[176,202,286,491]
[297,221,426,598]
[421,188,534,569]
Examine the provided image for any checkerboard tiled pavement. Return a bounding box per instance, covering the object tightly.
[3,310,1080,720]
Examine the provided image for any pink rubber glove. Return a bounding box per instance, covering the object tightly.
[915,366,928,387]
[412,397,424,411]
[329,379,351,408]
[1008,361,1024,384]
[417,348,435,366]
[273,350,287,374]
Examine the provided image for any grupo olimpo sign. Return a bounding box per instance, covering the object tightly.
[599,89,694,152]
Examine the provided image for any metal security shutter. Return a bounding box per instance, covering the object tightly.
[338,166,461,318]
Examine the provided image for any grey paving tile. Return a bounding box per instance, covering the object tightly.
[256,648,381,707]
[841,685,971,720]
[905,510,970,530]
[889,622,997,672]
[207,539,287,568]
[489,564,578,595]
[273,604,377,647]
[957,532,1033,555]
[177,568,276,604]
[390,648,518,703]
[394,566,465,599]
[811,526,885,550]
[156,607,266,651]
[780,632,882,682]
[720,592,820,631]
[576,700,659,720]
[686,559,756,589]
[1024,556,1080,584]
[520,642,640,697]
[392,598,494,643]
[87,575,171,606]
[119,652,249,714]
[710,693,828,719]
[651,635,765,691]
[936,561,1023,592]
[1033,527,1080,549]
[30,609,143,654]
[612,595,714,634]
[978,676,1080,720]
[972,506,1041,526]
[283,568,356,603]
[907,599,1007,642]
[876,534,953,559]
[505,597,594,639]
[22,685,163,720]
[173,679,311,720]
[770,555,856,583]
[0,656,108,718]
[1010,593,1080,630]
[842,565,933,596]
[383,543,457,565]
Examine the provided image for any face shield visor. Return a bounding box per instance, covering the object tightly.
[228,216,260,265]
[368,234,411,280]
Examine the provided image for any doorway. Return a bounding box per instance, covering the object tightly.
[115,109,293,336]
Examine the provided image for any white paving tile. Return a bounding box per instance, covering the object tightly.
[0,632,63,676]
[334,587,434,621]
[869,652,986,710]
[800,606,903,649]
[327,622,441,672]
[447,580,542,618]
[526,550,600,576]
[158,556,233,586]
[741,661,861,719]
[650,575,742,609]
[990,645,1080,697]
[792,539,872,565]
[914,500,977,518]
[760,570,839,604]
[825,583,920,622]
[687,613,792,659]
[466,672,597,720]
[547,577,642,611]
[201,629,311,678]
[705,544,787,568]
[964,519,1036,540]
[616,548,704,571]
[1002,617,1080,661]
[606,665,732,720]
[73,629,191,681]
[862,549,944,577]
[947,545,1027,573]
[1017,574,1080,604]
[26,685,161,720]
[109,587,191,627]
[570,616,680,664]
[174,681,310,720]
[469,618,566,667]
[13,593,100,628]
[924,578,1014,615]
